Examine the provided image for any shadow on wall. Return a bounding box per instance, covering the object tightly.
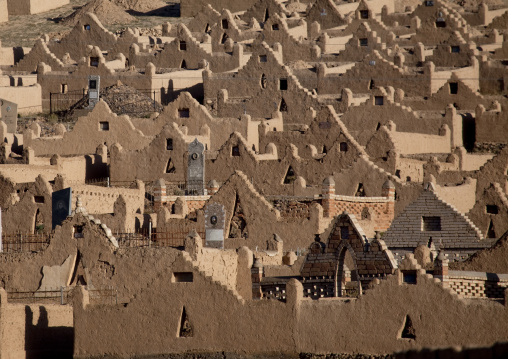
[25,306,73,358]
[126,3,180,17]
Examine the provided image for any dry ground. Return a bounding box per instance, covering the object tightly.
[0,0,186,48]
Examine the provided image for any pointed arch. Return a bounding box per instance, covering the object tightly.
[283,166,296,184]
[335,240,362,297]
[166,158,176,173]
[180,59,187,69]
[279,98,287,112]
[221,33,229,44]
[261,73,267,89]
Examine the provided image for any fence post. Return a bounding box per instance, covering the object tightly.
[153,91,156,111]
[148,220,152,248]
[60,286,64,305]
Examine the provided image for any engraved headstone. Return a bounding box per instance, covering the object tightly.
[0,98,18,133]
[187,138,205,195]
[52,188,72,229]
[87,75,100,109]
[205,203,225,249]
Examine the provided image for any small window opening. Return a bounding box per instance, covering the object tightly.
[487,219,496,238]
[90,57,99,67]
[179,41,187,51]
[181,59,187,69]
[322,145,327,154]
[61,84,68,94]
[283,166,296,184]
[261,73,267,89]
[360,38,368,47]
[166,158,176,173]
[34,196,45,203]
[279,98,287,112]
[166,138,173,150]
[340,226,349,239]
[279,78,288,90]
[451,45,460,53]
[89,80,97,90]
[259,55,267,63]
[264,8,269,22]
[422,216,441,231]
[177,307,193,338]
[339,142,348,152]
[400,315,416,339]
[221,33,229,44]
[99,122,109,131]
[436,19,446,27]
[178,108,190,118]
[486,205,499,214]
[232,146,240,156]
[272,24,279,30]
[425,1,434,6]
[74,225,84,238]
[406,176,411,182]
[205,23,211,33]
[172,272,193,282]
[84,24,91,31]
[395,170,401,178]
[449,82,458,94]
[376,122,381,130]
[369,79,375,89]
[403,271,417,284]
[360,10,369,19]
[221,19,229,29]
[375,96,384,105]
[355,183,366,197]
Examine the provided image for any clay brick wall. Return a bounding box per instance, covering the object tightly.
[323,195,394,232]
[71,183,144,215]
[180,0,257,17]
[0,294,73,358]
[447,270,508,299]
[24,101,152,156]
[0,83,42,115]
[7,0,69,15]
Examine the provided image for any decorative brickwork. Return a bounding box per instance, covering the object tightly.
[300,213,396,299]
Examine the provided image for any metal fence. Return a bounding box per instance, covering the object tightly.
[50,89,87,114]
[116,230,205,248]
[7,286,118,305]
[2,232,51,253]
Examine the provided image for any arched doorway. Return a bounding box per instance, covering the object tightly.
[335,242,362,297]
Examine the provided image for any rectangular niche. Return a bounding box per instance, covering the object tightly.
[422,216,441,231]
[172,272,193,282]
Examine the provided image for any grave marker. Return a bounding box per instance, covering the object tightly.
[52,188,72,229]
[205,203,225,249]
[0,98,18,133]
[187,139,205,195]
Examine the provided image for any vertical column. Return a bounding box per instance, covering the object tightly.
[433,250,449,288]
[153,179,166,211]
[251,258,264,300]
[322,177,335,218]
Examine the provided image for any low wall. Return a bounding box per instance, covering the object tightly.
[73,268,508,358]
[7,0,69,15]
[0,84,42,114]
[447,270,508,299]
[0,289,73,358]
[71,184,144,215]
